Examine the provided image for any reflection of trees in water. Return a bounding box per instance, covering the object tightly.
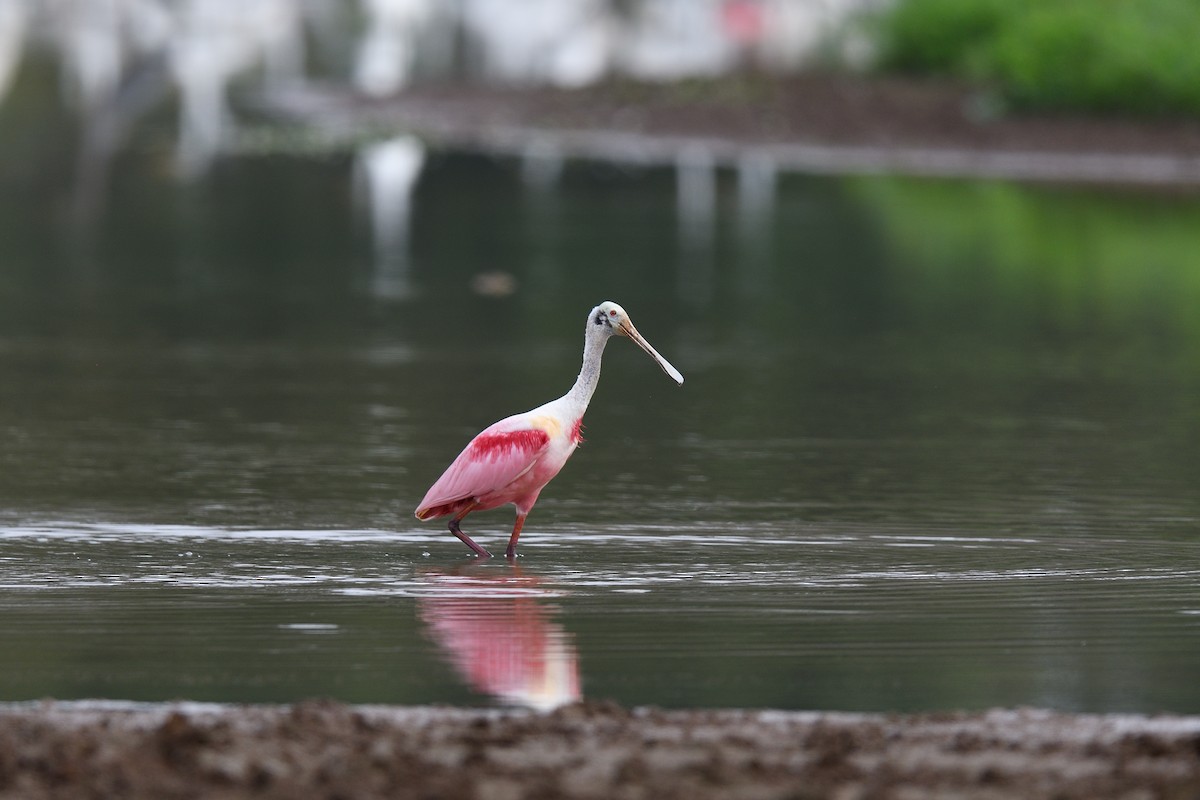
[851,176,1200,344]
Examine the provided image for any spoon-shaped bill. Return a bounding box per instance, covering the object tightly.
[620,321,684,385]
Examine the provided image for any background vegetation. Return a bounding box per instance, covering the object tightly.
[872,0,1200,116]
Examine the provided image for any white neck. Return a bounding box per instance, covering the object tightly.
[563,326,610,414]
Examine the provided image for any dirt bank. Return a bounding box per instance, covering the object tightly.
[2,700,1199,799]
[260,75,1200,185]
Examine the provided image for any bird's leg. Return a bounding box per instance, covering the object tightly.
[449,504,491,558]
[504,513,527,560]
[449,518,491,558]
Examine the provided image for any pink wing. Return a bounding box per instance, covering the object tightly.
[415,418,551,519]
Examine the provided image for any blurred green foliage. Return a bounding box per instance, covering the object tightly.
[873,0,1200,116]
[852,175,1200,348]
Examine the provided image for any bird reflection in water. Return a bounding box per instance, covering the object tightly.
[417,567,580,711]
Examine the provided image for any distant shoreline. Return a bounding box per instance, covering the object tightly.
[3,700,1199,798]
[256,75,1200,187]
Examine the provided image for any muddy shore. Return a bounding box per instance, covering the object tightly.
[259,74,1200,186]
[3,700,1199,799]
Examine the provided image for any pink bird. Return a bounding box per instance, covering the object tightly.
[415,301,684,559]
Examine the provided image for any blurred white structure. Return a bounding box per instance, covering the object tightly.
[676,145,718,307]
[169,0,305,175]
[520,136,565,194]
[355,135,426,299]
[51,0,125,110]
[460,0,612,88]
[735,151,777,294]
[354,0,435,96]
[27,0,308,175]
[0,0,28,104]
[757,0,880,70]
[1,0,886,175]
[621,0,736,81]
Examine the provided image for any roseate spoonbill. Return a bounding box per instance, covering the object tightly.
[415,301,684,559]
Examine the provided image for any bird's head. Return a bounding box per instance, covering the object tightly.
[589,301,684,385]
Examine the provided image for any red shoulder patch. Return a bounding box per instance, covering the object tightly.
[470,429,549,459]
[570,418,585,444]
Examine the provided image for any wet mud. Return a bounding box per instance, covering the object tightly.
[2,700,1198,799]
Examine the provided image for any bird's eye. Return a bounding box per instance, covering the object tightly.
[609,309,618,317]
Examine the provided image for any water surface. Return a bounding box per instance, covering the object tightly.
[1,123,1199,712]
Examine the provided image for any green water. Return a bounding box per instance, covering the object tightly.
[1,110,1199,712]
